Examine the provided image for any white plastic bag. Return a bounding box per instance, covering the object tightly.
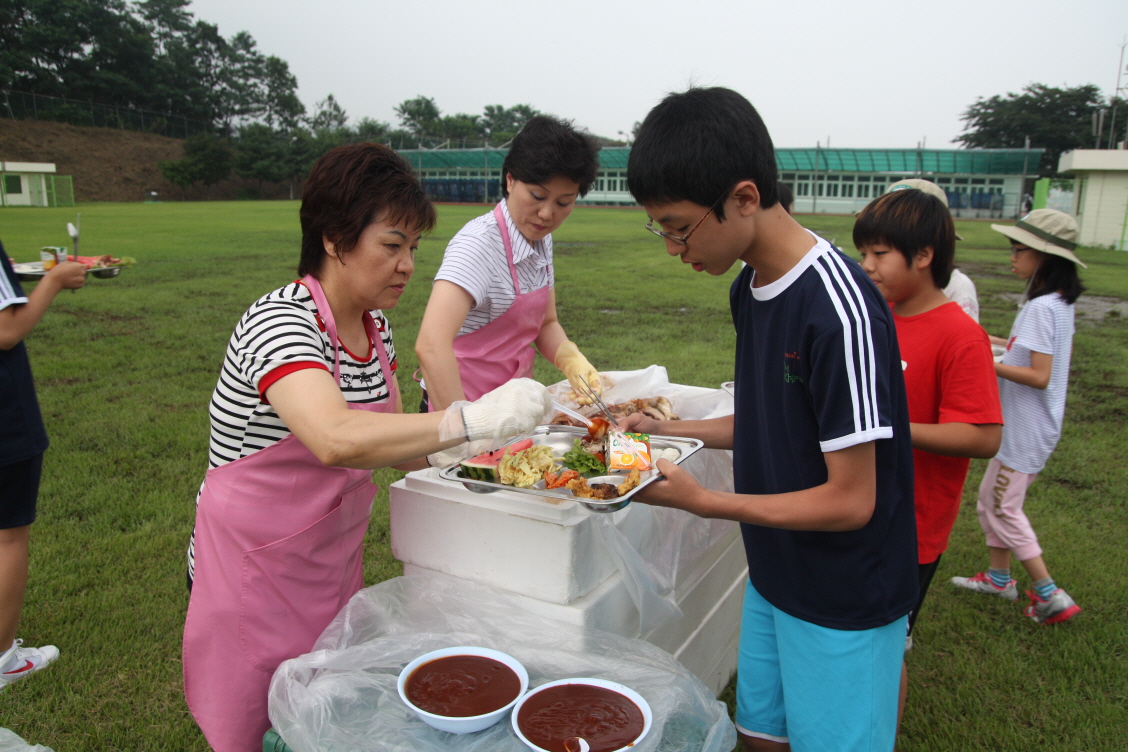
[0,729,52,752]
[550,366,738,633]
[269,574,736,752]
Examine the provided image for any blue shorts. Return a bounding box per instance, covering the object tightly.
[735,579,906,751]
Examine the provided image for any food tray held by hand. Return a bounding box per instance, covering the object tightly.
[436,424,704,513]
[12,261,124,281]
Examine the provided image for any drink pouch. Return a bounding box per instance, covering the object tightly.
[608,431,652,472]
[40,247,68,270]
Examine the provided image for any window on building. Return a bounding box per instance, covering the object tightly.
[937,177,951,184]
[4,175,23,194]
[971,178,985,185]
[827,183,839,197]
[796,183,810,196]
[954,178,968,185]
[989,178,1004,185]
[857,176,871,182]
[782,173,796,181]
[842,184,853,198]
[597,179,605,191]
[858,184,870,198]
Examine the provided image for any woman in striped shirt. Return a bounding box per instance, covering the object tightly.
[415,116,604,412]
[182,143,550,752]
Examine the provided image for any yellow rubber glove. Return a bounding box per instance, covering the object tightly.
[555,341,602,404]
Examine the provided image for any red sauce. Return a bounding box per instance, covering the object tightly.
[406,654,521,718]
[517,683,645,752]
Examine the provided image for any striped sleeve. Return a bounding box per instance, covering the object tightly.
[434,221,499,308]
[809,252,895,452]
[232,299,328,391]
[0,255,28,312]
[1011,297,1055,355]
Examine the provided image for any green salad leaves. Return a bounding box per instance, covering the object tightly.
[561,438,605,475]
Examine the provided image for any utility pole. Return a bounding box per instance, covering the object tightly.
[1017,135,1030,219]
[1109,37,1128,149]
[812,141,821,214]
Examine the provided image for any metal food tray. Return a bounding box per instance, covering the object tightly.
[436,424,704,513]
[12,261,123,280]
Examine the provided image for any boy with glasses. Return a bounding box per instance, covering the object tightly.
[618,87,917,751]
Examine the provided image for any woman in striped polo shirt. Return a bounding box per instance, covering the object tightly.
[415,115,604,413]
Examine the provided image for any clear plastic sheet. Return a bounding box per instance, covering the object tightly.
[0,729,52,752]
[268,575,736,752]
[550,366,738,633]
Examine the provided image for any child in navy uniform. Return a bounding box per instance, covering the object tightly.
[0,241,86,690]
[618,87,917,752]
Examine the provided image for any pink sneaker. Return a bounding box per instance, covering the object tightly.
[1024,589,1082,625]
[0,639,59,691]
[950,572,1018,601]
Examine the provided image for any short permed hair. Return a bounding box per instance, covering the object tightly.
[501,116,601,198]
[853,189,955,289]
[628,87,779,220]
[298,142,436,278]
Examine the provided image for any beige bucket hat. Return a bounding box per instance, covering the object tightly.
[861,178,963,240]
[991,209,1086,268]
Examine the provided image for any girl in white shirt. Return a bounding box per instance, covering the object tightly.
[951,209,1085,625]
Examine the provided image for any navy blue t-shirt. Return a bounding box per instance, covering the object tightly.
[0,247,49,466]
[730,234,917,630]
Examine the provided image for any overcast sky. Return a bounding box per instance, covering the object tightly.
[189,0,1127,149]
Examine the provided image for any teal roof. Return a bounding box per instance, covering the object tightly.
[399,146,630,171]
[775,148,1043,175]
[398,146,1042,176]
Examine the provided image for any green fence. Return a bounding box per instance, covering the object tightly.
[46,175,75,207]
[3,90,209,139]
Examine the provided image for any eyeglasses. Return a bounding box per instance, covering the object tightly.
[644,192,728,246]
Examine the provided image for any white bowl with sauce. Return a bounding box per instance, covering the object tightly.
[511,677,653,752]
[397,646,529,734]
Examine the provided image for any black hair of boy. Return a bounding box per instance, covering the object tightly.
[1026,253,1085,304]
[627,87,779,219]
[853,189,955,288]
[501,115,601,198]
[777,182,794,214]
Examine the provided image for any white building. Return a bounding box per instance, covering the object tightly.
[0,161,75,207]
[403,146,1042,219]
[1058,150,1128,250]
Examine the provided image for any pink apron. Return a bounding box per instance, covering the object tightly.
[436,203,551,406]
[183,275,397,752]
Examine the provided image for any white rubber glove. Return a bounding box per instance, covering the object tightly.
[555,341,601,405]
[436,378,551,444]
[427,440,495,468]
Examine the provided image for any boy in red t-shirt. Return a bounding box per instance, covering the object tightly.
[854,188,1003,722]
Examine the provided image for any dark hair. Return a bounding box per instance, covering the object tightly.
[777,183,794,214]
[501,116,601,198]
[627,87,778,220]
[852,189,955,288]
[1026,251,1085,305]
[298,143,436,278]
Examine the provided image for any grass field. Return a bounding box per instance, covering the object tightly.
[0,200,1126,750]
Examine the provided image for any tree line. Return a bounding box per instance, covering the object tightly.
[954,83,1126,175]
[1,0,304,133]
[157,97,546,197]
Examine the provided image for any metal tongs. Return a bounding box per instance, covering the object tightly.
[576,374,619,428]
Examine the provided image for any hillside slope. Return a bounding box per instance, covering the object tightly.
[0,119,292,202]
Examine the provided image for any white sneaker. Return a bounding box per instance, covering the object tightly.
[950,571,1019,601]
[0,640,60,691]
